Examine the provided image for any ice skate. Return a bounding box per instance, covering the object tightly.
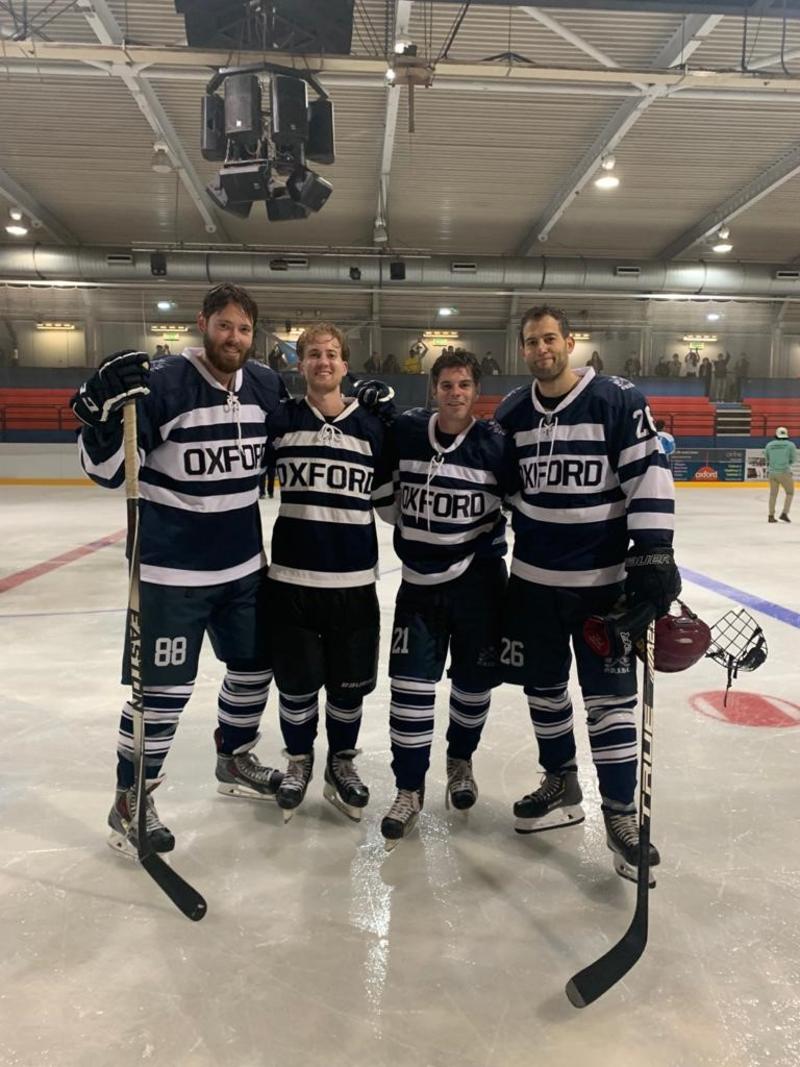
[276,751,314,822]
[107,779,174,859]
[513,767,585,834]
[603,808,660,887]
[381,787,424,851]
[215,731,282,801]
[445,756,478,811]
[323,749,369,822]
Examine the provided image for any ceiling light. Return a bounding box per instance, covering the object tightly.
[707,312,720,321]
[594,174,620,190]
[600,155,616,171]
[717,225,730,240]
[712,241,733,254]
[9,207,23,221]
[438,306,457,317]
[5,223,28,236]
[385,67,396,83]
[156,300,175,311]
[151,143,172,173]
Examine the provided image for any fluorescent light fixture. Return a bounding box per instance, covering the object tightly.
[572,332,591,341]
[151,324,190,334]
[594,174,620,190]
[36,321,76,330]
[683,334,718,343]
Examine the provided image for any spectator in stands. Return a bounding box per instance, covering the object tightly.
[481,351,501,375]
[382,352,400,374]
[733,355,749,401]
[699,356,712,396]
[712,352,729,401]
[669,353,683,378]
[586,350,604,373]
[654,356,671,377]
[684,349,700,377]
[364,352,381,373]
[402,347,423,374]
[765,426,797,524]
[154,343,166,358]
[623,353,641,378]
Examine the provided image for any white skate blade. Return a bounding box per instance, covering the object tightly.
[322,782,364,822]
[281,808,296,823]
[216,782,278,802]
[514,804,585,835]
[612,851,656,888]
[383,836,400,853]
[107,829,139,861]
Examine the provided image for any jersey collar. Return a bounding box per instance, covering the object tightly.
[531,365,594,416]
[183,347,243,394]
[428,412,476,454]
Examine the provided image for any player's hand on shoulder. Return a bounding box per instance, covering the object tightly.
[354,379,396,424]
[71,350,150,427]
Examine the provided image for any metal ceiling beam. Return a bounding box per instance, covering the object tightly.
[8,40,800,93]
[517,15,724,254]
[75,0,227,238]
[374,1,413,246]
[521,8,619,67]
[659,142,800,259]
[0,166,77,244]
[748,46,800,70]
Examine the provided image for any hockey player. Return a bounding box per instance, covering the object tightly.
[264,324,386,821]
[495,305,681,883]
[372,351,516,848]
[72,284,287,858]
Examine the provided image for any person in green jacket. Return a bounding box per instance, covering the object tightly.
[765,426,798,523]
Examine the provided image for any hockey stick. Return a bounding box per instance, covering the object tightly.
[565,617,656,1008]
[123,403,207,922]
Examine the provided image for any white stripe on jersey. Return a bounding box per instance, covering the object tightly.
[511,557,625,587]
[269,563,378,588]
[141,551,265,587]
[618,438,656,468]
[514,422,606,446]
[620,463,674,497]
[279,503,373,526]
[518,455,615,494]
[402,555,473,585]
[398,458,498,485]
[271,429,374,456]
[399,519,499,545]
[140,482,256,512]
[510,494,626,525]
[627,511,675,531]
[159,402,266,440]
[78,436,126,481]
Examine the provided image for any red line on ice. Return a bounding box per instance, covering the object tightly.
[0,529,127,594]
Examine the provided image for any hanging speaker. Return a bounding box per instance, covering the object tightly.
[389,261,406,281]
[307,98,335,165]
[271,75,308,146]
[225,73,261,142]
[201,93,226,161]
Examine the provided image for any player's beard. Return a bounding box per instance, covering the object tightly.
[529,349,569,383]
[203,332,252,377]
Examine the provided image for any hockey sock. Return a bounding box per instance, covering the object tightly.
[278,690,319,753]
[216,667,273,754]
[116,681,195,788]
[389,677,436,790]
[324,690,363,752]
[585,692,638,806]
[524,682,577,772]
[446,685,491,760]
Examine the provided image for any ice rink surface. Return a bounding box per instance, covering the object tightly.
[1,484,798,1067]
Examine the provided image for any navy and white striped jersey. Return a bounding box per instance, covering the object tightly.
[372,409,516,585]
[266,396,385,588]
[495,368,675,589]
[78,347,287,586]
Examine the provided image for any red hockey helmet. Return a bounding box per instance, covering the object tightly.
[641,601,712,673]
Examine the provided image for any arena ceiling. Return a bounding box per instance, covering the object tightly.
[2,0,800,330]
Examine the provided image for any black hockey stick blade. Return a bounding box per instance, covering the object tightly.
[565,912,647,1008]
[140,852,208,922]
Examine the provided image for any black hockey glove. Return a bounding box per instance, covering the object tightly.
[71,350,150,428]
[354,379,396,425]
[624,544,682,619]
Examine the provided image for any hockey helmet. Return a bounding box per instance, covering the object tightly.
[776,426,789,439]
[642,601,712,673]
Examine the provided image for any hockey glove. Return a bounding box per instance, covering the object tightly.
[354,379,396,425]
[624,544,682,619]
[71,350,150,427]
